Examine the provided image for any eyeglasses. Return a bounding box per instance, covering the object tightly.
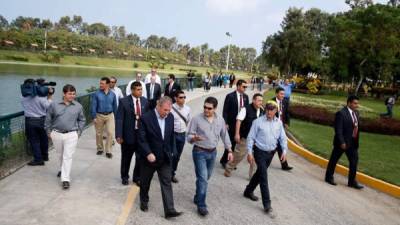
[178,96,186,99]
[203,106,214,110]
[241,86,248,89]
[110,81,116,83]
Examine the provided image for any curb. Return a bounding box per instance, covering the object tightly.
[287,139,400,198]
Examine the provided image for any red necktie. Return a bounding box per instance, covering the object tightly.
[240,94,243,108]
[352,111,358,139]
[136,99,141,116]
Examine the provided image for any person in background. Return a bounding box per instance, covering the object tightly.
[170,90,191,183]
[145,76,161,110]
[203,72,211,92]
[218,72,223,88]
[229,73,236,88]
[45,84,85,190]
[223,73,229,88]
[224,93,264,178]
[126,73,147,98]
[279,78,296,104]
[91,77,117,158]
[187,97,233,217]
[138,96,183,219]
[243,101,288,218]
[258,76,264,91]
[116,81,149,186]
[21,78,53,166]
[325,95,364,190]
[109,76,124,107]
[144,67,161,85]
[380,94,396,118]
[164,74,181,103]
[187,70,195,92]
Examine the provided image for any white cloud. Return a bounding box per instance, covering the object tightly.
[205,0,262,14]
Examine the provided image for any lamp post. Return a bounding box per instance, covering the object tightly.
[225,32,232,71]
[44,29,47,53]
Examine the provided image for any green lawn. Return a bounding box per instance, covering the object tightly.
[288,119,400,186]
[0,49,253,78]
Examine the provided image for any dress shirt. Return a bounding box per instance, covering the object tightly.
[21,96,52,117]
[90,90,117,119]
[187,113,231,150]
[247,116,288,154]
[171,103,191,133]
[154,109,165,139]
[45,100,86,134]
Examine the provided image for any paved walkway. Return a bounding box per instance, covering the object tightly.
[0,87,399,225]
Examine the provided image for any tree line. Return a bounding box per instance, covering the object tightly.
[260,0,400,91]
[0,15,257,72]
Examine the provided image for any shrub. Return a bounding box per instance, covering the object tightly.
[133,62,139,68]
[289,104,400,135]
[40,51,63,63]
[5,55,29,62]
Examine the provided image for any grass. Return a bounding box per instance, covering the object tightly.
[288,119,400,186]
[0,49,253,78]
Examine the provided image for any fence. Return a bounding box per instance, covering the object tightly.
[0,77,201,179]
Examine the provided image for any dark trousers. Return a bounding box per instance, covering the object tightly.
[140,161,175,214]
[220,129,236,165]
[120,143,141,182]
[325,146,359,185]
[245,148,275,209]
[148,99,157,110]
[172,132,186,176]
[276,144,290,168]
[25,117,48,162]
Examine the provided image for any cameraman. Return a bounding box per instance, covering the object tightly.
[21,79,53,166]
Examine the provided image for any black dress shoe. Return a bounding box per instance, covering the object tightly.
[28,161,45,166]
[282,165,293,171]
[348,182,364,190]
[197,208,208,216]
[62,181,70,189]
[165,210,183,219]
[133,180,140,187]
[43,156,49,161]
[325,178,337,186]
[171,176,179,183]
[106,153,113,159]
[140,202,148,212]
[122,179,129,185]
[96,151,103,155]
[57,171,61,177]
[243,191,259,201]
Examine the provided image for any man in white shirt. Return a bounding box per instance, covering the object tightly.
[126,73,147,98]
[110,76,124,107]
[170,90,191,183]
[144,68,161,84]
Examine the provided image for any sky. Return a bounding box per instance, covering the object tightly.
[0,0,388,54]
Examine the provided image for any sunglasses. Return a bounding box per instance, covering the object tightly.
[203,106,214,110]
[178,96,186,99]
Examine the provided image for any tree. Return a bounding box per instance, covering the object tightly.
[71,15,82,32]
[40,19,52,30]
[126,33,141,46]
[87,23,110,36]
[388,0,400,7]
[0,15,8,30]
[345,0,374,9]
[58,16,71,30]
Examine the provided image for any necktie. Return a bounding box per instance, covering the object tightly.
[352,111,358,139]
[169,83,173,93]
[136,99,141,116]
[150,84,154,100]
[240,94,243,108]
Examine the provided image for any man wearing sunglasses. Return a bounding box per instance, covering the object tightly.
[243,101,288,218]
[220,79,249,168]
[170,90,191,183]
[187,97,233,217]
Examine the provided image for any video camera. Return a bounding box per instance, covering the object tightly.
[21,78,57,97]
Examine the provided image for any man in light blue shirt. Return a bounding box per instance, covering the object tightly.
[243,101,288,218]
[279,79,295,101]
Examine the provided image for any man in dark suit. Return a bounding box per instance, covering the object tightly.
[116,81,149,186]
[220,79,249,168]
[272,87,293,171]
[325,95,364,189]
[138,96,183,219]
[164,74,181,103]
[145,76,161,110]
[229,73,236,88]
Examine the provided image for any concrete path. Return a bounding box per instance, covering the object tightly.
[0,87,399,225]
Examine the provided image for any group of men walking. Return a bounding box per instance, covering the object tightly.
[21,71,366,219]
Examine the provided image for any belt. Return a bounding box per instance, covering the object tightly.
[194,145,216,152]
[253,145,276,154]
[97,112,113,115]
[54,129,77,134]
[174,132,186,135]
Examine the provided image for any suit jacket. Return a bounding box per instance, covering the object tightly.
[223,91,249,131]
[146,83,161,100]
[271,97,290,125]
[164,82,181,100]
[138,110,175,166]
[333,107,360,149]
[115,95,149,145]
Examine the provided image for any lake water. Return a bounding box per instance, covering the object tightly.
[0,63,157,116]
